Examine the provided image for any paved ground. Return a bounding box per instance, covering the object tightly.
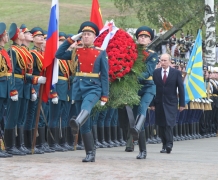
[1,137,218,180]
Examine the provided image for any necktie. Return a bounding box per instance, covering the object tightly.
[163,70,167,83]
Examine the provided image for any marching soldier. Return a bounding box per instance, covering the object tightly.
[56,21,109,162]
[130,26,158,159]
[0,22,14,158]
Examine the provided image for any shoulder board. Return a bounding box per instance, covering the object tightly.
[148,49,155,53]
[95,47,104,51]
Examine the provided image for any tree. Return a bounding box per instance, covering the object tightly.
[113,0,218,37]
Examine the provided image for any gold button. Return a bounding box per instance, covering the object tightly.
[95,55,97,57]
[91,63,93,65]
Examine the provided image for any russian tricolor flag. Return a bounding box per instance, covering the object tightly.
[42,0,59,102]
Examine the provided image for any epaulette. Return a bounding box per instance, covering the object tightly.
[95,47,104,51]
[148,49,155,53]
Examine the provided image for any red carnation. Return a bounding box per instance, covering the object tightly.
[94,29,137,82]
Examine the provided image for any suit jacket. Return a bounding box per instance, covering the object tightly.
[153,67,185,126]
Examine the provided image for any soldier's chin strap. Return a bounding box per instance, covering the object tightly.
[40,106,55,141]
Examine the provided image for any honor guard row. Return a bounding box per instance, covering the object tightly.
[0,21,217,161]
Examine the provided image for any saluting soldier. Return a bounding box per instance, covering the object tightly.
[130,26,158,159]
[0,22,14,158]
[56,21,109,162]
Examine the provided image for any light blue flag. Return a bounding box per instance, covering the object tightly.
[184,29,206,104]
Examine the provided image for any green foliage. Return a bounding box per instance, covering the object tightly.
[113,0,218,37]
[93,44,145,111]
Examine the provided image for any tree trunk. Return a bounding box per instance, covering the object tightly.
[204,0,216,65]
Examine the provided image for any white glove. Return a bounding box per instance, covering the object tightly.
[37,76,46,84]
[100,101,106,106]
[11,94,18,101]
[31,93,37,101]
[71,100,75,104]
[71,32,82,41]
[52,97,58,104]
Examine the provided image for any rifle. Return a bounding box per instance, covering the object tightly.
[147,8,203,50]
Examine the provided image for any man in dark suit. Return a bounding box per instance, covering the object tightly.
[152,53,185,154]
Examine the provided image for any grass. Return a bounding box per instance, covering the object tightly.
[0,0,138,34]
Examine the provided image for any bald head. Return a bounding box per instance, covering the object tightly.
[160,53,171,69]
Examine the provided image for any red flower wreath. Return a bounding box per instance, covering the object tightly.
[94,29,138,82]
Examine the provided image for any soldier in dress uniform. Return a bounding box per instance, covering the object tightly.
[0,22,14,158]
[17,24,37,155]
[24,27,50,154]
[65,34,85,151]
[4,23,46,156]
[129,26,158,159]
[47,32,72,152]
[56,21,109,162]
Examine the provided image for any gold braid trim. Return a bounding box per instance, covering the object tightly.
[68,48,78,75]
[36,57,43,72]
[59,60,69,78]
[30,50,43,72]
[0,54,8,73]
[15,51,26,71]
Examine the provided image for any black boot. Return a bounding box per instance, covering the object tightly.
[23,129,44,154]
[82,132,95,162]
[105,127,116,147]
[111,126,121,146]
[56,127,68,151]
[178,124,184,140]
[145,126,153,144]
[69,110,89,134]
[92,125,104,148]
[182,123,188,140]
[189,123,195,140]
[196,122,202,138]
[136,130,146,159]
[130,114,146,140]
[155,125,162,143]
[193,122,199,139]
[149,125,158,144]
[16,127,31,154]
[66,126,75,149]
[185,123,192,140]
[175,124,181,141]
[4,129,26,156]
[173,126,177,141]
[125,126,134,152]
[0,149,12,158]
[36,127,54,153]
[47,127,66,152]
[117,127,126,146]
[97,127,109,148]
[77,131,85,150]
[59,127,74,151]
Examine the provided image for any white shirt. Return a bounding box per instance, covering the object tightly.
[161,67,170,79]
